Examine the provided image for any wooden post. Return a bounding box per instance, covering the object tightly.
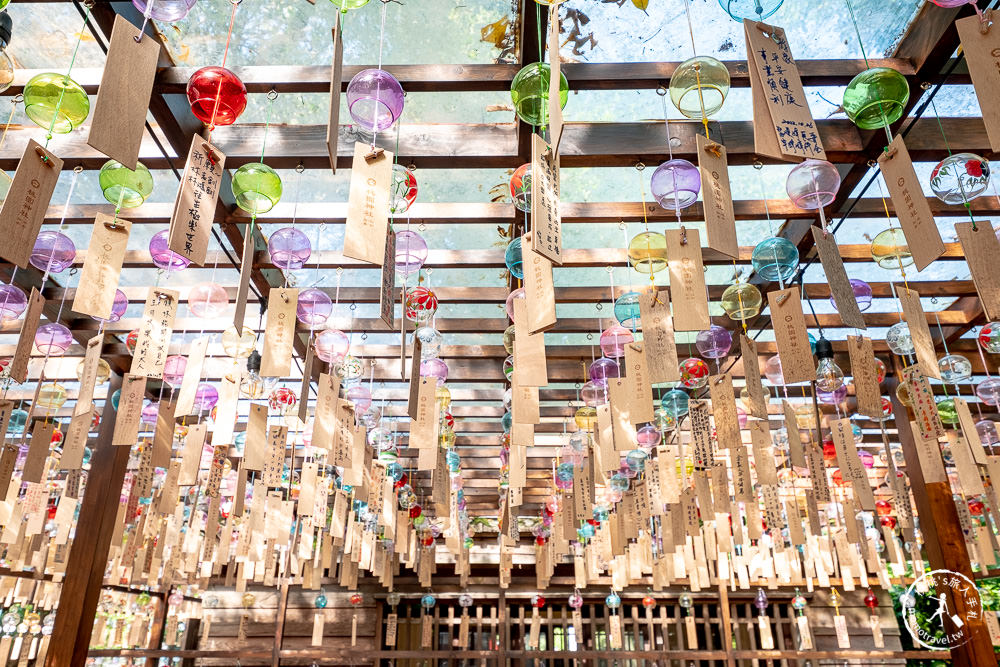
[146,595,168,651]
[717,578,736,667]
[498,589,508,662]
[179,618,200,667]
[45,370,128,667]
[272,583,289,667]
[889,373,997,666]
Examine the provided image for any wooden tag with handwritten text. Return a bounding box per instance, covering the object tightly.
[168,137,225,266]
[530,134,562,265]
[698,135,737,259]
[897,286,939,380]
[956,15,1000,152]
[665,228,709,332]
[326,15,344,172]
[745,21,825,162]
[767,288,814,384]
[113,375,147,446]
[740,335,767,419]
[813,226,865,329]
[260,288,298,377]
[72,214,131,320]
[638,289,680,383]
[523,232,557,334]
[512,298,547,386]
[848,335,882,419]
[877,136,944,271]
[130,288,179,379]
[0,140,63,268]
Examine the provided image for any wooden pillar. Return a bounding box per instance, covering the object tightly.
[180,617,200,667]
[498,590,508,664]
[717,578,736,667]
[45,369,128,667]
[146,594,168,651]
[889,374,996,666]
[272,583,289,667]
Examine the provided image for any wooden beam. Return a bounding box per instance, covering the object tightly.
[8,117,987,170]
[9,58,931,95]
[38,195,1000,227]
[30,280,987,306]
[40,241,970,273]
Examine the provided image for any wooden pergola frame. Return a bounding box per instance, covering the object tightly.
[0,0,988,665]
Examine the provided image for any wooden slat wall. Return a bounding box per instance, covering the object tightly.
[198,589,377,666]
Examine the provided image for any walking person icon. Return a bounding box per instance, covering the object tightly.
[928,593,950,628]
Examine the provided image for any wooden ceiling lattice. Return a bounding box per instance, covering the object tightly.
[2,0,1000,665]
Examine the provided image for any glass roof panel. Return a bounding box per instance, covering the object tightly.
[153,0,518,67]
[558,0,924,63]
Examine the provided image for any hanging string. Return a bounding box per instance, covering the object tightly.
[236,90,278,259]
[733,261,748,335]
[0,95,21,156]
[45,2,93,149]
[635,163,658,291]
[39,167,83,287]
[260,91,277,164]
[207,0,241,140]
[657,91,685,228]
[371,0,390,148]
[873,171,912,295]
[844,0,895,146]
[927,93,978,231]
[137,0,154,36]
[681,0,711,139]
[754,160,785,291]
[843,0,870,68]
[283,164,305,289]
[55,167,82,235]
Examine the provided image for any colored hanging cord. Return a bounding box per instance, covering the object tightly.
[845,0,895,146]
[843,0,870,69]
[927,94,978,231]
[682,0,711,138]
[231,90,277,262]
[206,0,241,140]
[283,163,305,289]
[635,163,657,290]
[45,3,92,148]
[873,171,912,294]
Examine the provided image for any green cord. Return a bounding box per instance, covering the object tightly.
[45,4,92,147]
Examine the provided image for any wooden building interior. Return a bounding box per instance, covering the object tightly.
[0,0,999,665]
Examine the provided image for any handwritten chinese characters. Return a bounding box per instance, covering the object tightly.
[877,136,945,271]
[130,288,179,380]
[530,134,562,265]
[0,140,64,268]
[745,21,825,161]
[168,137,225,266]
